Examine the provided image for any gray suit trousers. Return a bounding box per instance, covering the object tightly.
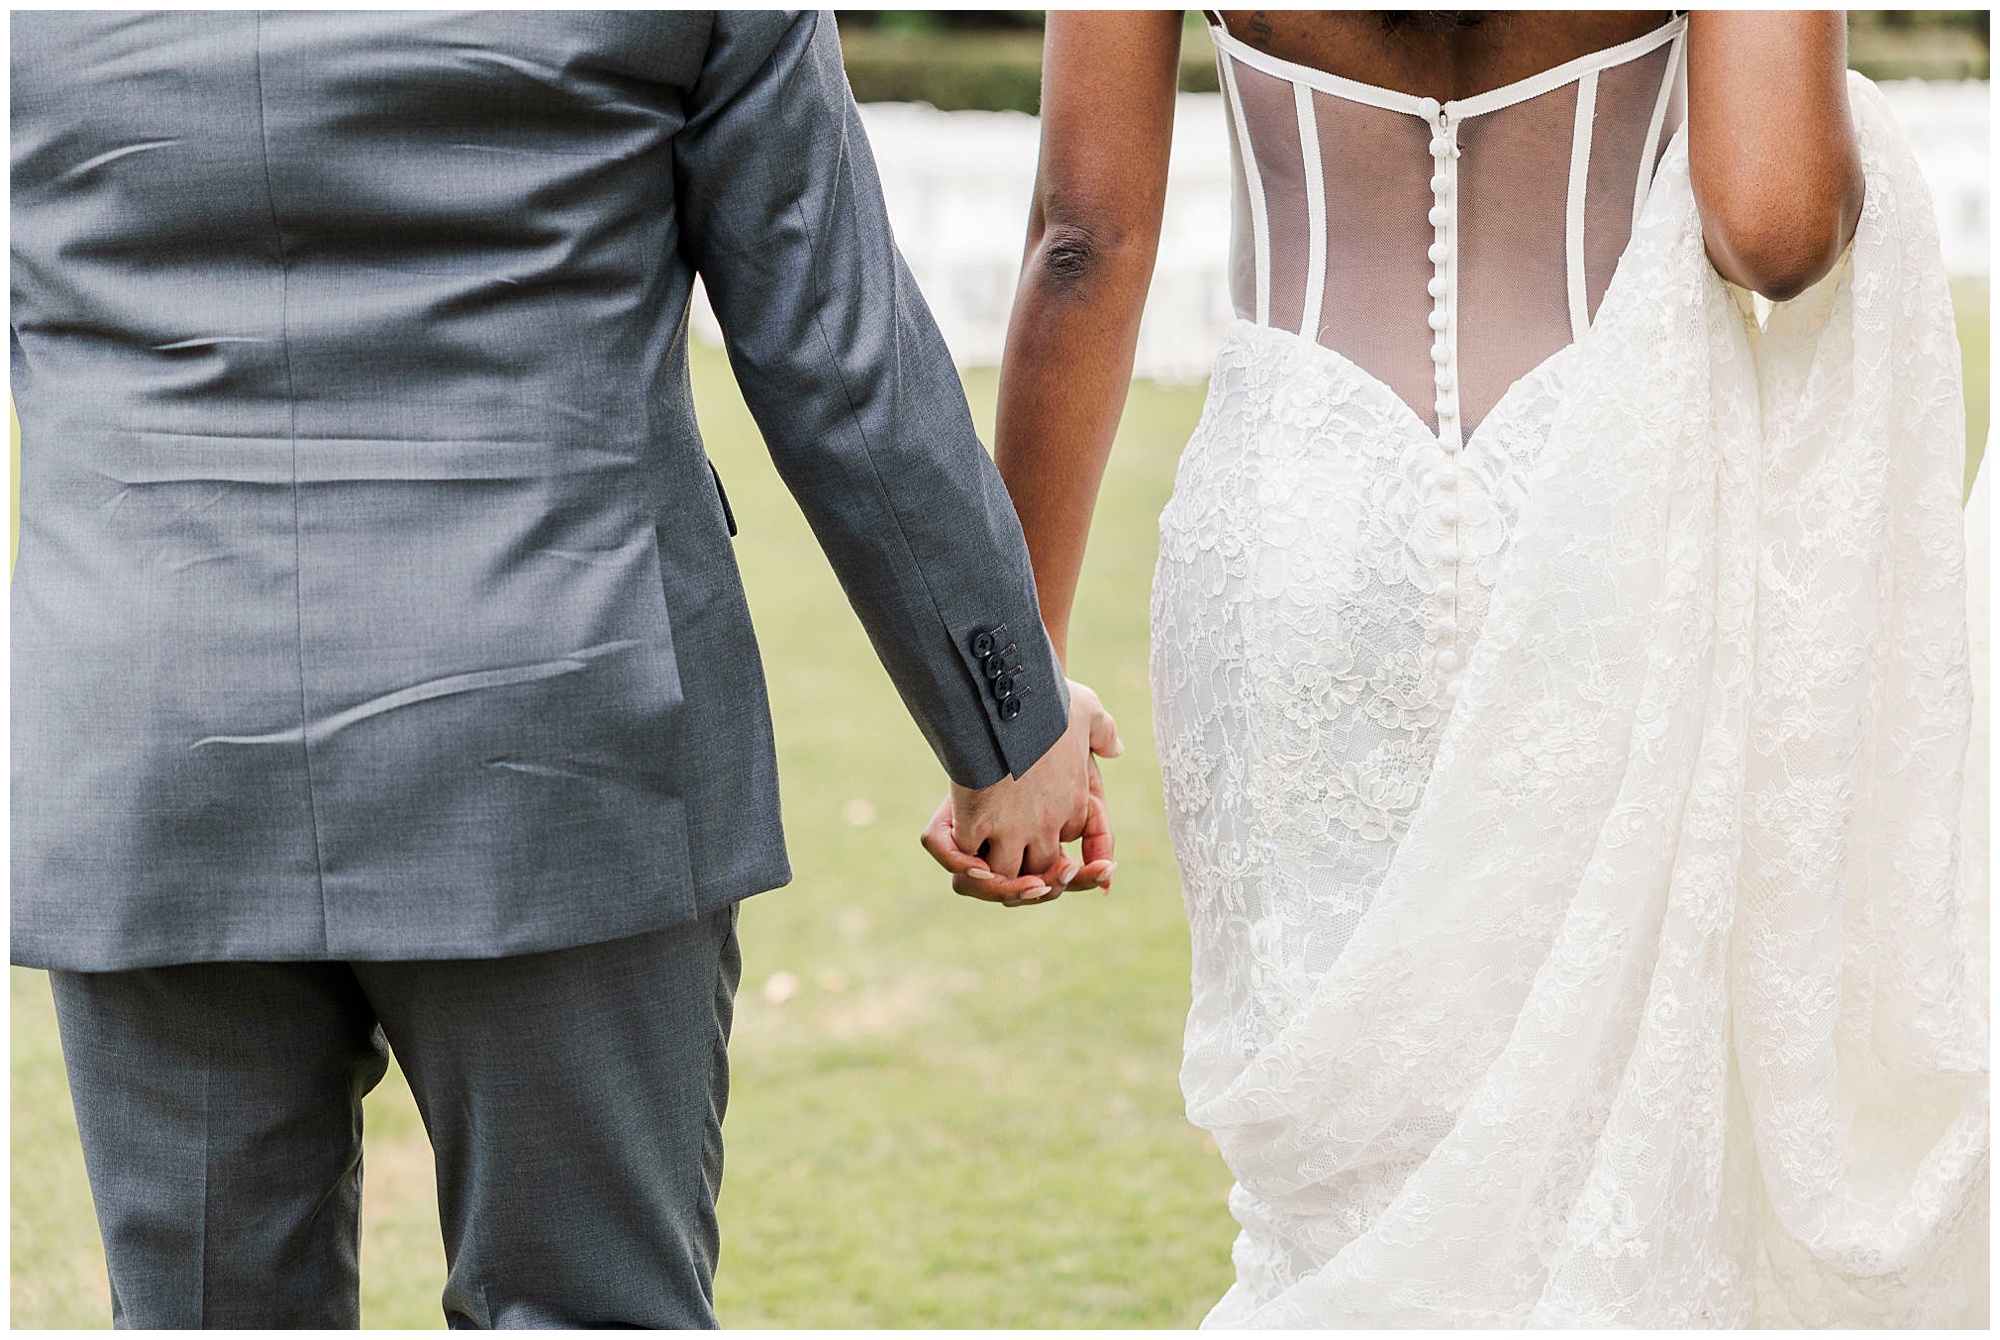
[48,906,740,1329]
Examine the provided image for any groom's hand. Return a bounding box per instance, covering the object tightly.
[920,679,1122,907]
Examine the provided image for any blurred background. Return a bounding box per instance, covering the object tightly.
[11,10,1991,1328]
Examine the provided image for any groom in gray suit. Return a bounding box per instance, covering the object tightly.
[12,10,1083,1327]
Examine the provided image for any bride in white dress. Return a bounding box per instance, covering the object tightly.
[925,10,1986,1326]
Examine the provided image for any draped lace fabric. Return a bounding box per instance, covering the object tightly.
[1151,70,1989,1327]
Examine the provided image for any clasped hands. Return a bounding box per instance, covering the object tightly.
[921,679,1122,906]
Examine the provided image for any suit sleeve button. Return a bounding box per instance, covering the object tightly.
[992,673,1015,698]
[998,695,1023,722]
[970,629,997,658]
[983,652,1010,679]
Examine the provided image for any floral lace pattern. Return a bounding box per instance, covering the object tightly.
[1151,74,1988,1328]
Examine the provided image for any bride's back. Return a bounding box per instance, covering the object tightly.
[1210,10,1686,445]
[1210,11,1671,102]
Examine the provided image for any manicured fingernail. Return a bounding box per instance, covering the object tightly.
[1028,885,1050,899]
[966,868,994,880]
[1101,862,1117,879]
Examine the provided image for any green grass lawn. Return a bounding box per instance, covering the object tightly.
[10,282,1991,1328]
[1956,276,1991,492]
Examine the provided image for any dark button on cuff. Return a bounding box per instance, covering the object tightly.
[970,625,1033,724]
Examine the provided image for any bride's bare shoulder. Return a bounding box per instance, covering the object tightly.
[1209,10,1671,102]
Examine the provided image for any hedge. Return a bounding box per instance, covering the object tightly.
[836,13,1986,114]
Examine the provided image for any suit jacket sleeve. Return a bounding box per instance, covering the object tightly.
[672,10,1068,789]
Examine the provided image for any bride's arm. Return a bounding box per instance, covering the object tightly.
[995,10,1183,661]
[914,13,1177,905]
[1686,10,1865,302]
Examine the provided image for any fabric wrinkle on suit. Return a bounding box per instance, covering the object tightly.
[11,8,1069,972]
[51,906,742,1329]
[12,9,1070,1330]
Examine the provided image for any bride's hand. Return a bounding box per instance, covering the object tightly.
[920,678,1122,906]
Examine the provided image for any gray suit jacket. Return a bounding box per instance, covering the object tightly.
[11,10,1067,971]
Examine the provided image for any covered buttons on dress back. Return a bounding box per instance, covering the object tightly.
[1210,17,1687,439]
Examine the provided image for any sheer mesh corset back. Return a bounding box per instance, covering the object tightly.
[1212,16,1687,447]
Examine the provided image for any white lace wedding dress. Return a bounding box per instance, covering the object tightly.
[1152,17,1988,1327]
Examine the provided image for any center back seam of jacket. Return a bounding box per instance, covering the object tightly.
[252,11,333,951]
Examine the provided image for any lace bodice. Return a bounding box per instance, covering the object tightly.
[1212,16,1687,443]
